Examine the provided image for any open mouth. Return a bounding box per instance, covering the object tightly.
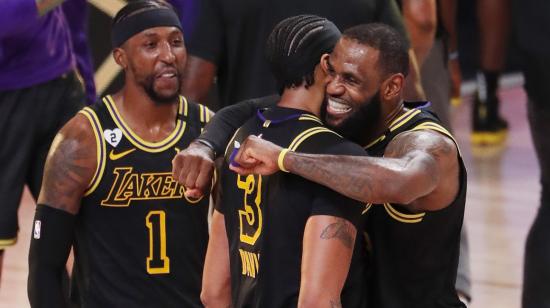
[327,97,352,114]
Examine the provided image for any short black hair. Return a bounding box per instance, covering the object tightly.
[112,0,173,26]
[342,23,409,77]
[265,15,341,93]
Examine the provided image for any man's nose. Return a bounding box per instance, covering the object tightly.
[326,76,345,96]
[158,41,175,64]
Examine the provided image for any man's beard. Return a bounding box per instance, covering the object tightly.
[140,75,181,105]
[329,91,382,146]
[131,63,181,105]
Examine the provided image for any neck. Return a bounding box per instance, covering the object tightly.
[117,82,179,127]
[277,85,323,117]
[362,100,405,147]
[110,83,179,142]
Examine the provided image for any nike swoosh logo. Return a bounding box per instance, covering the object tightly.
[174,147,181,154]
[109,148,136,161]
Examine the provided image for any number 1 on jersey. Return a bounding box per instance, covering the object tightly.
[146,210,170,274]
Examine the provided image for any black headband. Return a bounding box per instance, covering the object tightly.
[111,7,182,47]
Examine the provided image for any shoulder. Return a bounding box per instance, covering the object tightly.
[385,128,458,161]
[38,113,97,213]
[292,125,367,156]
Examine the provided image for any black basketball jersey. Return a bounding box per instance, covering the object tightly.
[218,106,369,308]
[363,102,467,308]
[74,95,212,307]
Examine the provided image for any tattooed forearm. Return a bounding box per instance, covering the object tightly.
[330,299,342,308]
[320,218,355,249]
[285,152,404,204]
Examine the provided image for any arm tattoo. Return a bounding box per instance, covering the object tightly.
[40,117,96,213]
[330,299,342,308]
[320,218,354,249]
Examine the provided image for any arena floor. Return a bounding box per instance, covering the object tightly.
[0,83,537,308]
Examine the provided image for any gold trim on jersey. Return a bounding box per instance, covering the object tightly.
[383,203,425,223]
[364,135,386,149]
[0,237,17,248]
[103,95,187,153]
[299,114,323,125]
[362,203,373,215]
[364,109,420,150]
[79,107,107,196]
[389,109,421,132]
[288,127,342,151]
[410,121,462,157]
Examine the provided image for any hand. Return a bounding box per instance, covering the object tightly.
[172,140,215,198]
[229,135,283,175]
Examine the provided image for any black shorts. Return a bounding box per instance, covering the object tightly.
[0,71,85,248]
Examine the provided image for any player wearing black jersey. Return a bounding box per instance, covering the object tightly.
[28,2,212,307]
[199,16,368,308]
[229,24,466,308]
[181,24,466,308]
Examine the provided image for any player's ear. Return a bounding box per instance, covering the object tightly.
[113,47,128,70]
[320,53,330,74]
[381,73,404,101]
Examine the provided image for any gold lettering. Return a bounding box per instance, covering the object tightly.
[101,168,188,207]
[238,249,260,278]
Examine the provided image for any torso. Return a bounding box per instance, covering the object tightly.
[220,106,368,308]
[74,95,212,308]
[364,102,467,308]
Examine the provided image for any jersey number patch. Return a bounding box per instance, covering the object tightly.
[146,210,170,274]
[237,174,263,245]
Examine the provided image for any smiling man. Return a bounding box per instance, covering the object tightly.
[174,23,467,308]
[27,1,213,307]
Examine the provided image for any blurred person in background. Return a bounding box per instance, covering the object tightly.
[514,0,550,307]
[0,0,94,285]
[181,0,425,110]
[471,0,511,145]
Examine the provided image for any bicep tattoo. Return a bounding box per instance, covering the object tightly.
[39,117,97,213]
[319,218,355,250]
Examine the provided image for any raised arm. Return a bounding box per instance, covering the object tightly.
[28,114,96,307]
[201,210,231,308]
[231,130,459,212]
[299,216,356,308]
[172,96,277,197]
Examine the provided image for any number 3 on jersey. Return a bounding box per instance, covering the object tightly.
[146,210,170,274]
[237,174,263,245]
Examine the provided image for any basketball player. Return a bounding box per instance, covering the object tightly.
[175,24,466,308]
[200,15,368,308]
[27,1,212,307]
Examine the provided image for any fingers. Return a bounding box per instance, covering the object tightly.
[172,141,216,194]
[184,188,204,198]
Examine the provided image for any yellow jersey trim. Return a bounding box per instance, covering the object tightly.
[383,203,425,223]
[0,237,17,248]
[79,108,107,196]
[410,122,462,156]
[103,95,187,153]
[365,135,386,149]
[288,127,341,151]
[389,109,421,132]
[299,114,323,125]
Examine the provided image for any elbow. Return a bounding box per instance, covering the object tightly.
[299,290,339,308]
[200,286,230,308]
